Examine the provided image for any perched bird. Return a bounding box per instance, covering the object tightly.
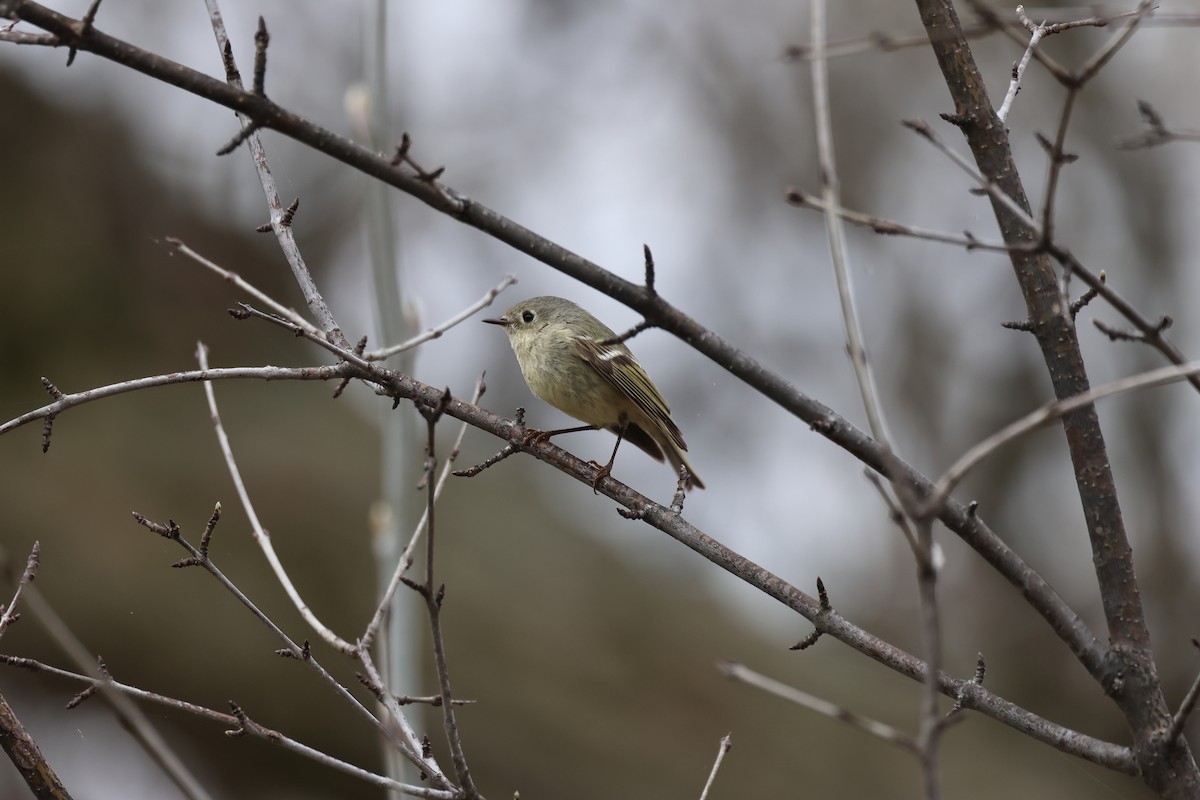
[485,295,703,491]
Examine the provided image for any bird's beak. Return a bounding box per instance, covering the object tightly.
[482,315,508,327]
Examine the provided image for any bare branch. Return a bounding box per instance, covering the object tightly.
[0,689,71,798]
[1074,0,1156,84]
[927,360,1200,514]
[368,275,518,361]
[697,733,732,800]
[0,364,350,440]
[810,0,892,450]
[193,342,352,652]
[0,543,38,640]
[1167,640,1200,744]
[413,391,479,796]
[785,188,1012,252]
[364,375,488,651]
[164,237,322,337]
[720,661,917,751]
[996,9,1046,123]
[1116,99,1200,150]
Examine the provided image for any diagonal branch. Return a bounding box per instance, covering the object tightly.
[721,661,917,751]
[928,361,1200,513]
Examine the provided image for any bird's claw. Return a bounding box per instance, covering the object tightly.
[521,428,552,446]
[588,460,613,494]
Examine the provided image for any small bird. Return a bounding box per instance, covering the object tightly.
[485,295,704,491]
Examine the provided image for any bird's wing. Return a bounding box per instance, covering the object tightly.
[573,337,688,451]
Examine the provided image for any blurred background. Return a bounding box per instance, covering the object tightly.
[1,1,1198,797]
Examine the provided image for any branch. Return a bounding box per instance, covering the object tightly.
[1166,639,1200,744]
[200,3,346,347]
[367,275,518,361]
[411,390,478,797]
[164,237,322,337]
[720,661,917,750]
[0,364,351,440]
[0,543,38,640]
[1116,100,1200,150]
[809,0,892,450]
[996,9,1045,123]
[194,344,353,654]
[0,656,455,799]
[0,4,1127,686]
[0,689,71,799]
[928,360,1200,513]
[362,375,487,650]
[696,732,732,800]
[785,188,1012,252]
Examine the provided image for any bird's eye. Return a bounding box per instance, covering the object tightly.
[521,310,535,323]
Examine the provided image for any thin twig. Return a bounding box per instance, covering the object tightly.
[1074,0,1156,84]
[362,374,488,650]
[996,10,1045,123]
[816,4,936,790]
[785,189,1012,252]
[367,276,517,361]
[194,343,353,653]
[903,119,1043,234]
[164,237,321,336]
[912,517,943,800]
[392,694,476,707]
[720,661,917,751]
[810,0,891,450]
[129,512,423,760]
[0,364,350,439]
[1115,99,1200,150]
[697,733,732,800]
[1167,640,1200,744]
[864,470,937,569]
[355,648,453,788]
[926,360,1200,514]
[413,392,479,796]
[0,543,38,640]
[1036,86,1080,250]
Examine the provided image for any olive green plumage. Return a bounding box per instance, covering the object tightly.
[485,296,703,490]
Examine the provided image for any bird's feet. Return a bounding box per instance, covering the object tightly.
[587,459,615,494]
[520,427,554,447]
